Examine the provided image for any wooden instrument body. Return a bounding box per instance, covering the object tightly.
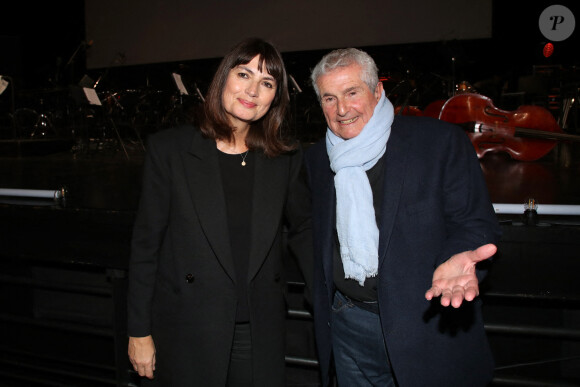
[438,93,562,161]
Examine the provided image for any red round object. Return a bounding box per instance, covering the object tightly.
[543,43,554,58]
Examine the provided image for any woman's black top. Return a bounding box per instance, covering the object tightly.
[218,149,255,322]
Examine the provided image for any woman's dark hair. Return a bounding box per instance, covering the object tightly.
[199,38,294,157]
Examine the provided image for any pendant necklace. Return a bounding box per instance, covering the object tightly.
[240,150,249,166]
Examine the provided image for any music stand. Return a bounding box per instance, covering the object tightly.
[70,77,130,159]
[0,75,17,139]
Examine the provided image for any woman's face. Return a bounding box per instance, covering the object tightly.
[222,55,277,130]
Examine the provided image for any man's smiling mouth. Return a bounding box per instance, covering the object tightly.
[340,117,358,125]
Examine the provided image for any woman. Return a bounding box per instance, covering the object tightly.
[127,38,312,386]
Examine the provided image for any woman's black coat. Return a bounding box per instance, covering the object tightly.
[127,125,312,386]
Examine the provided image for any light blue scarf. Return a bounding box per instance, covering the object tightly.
[326,91,394,285]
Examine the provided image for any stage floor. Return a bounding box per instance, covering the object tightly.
[1,139,580,213]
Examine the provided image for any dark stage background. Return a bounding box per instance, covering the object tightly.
[1,1,579,148]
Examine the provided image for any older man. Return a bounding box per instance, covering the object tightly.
[304,48,501,386]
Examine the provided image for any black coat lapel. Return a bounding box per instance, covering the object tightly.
[320,171,336,289]
[378,122,410,267]
[246,152,286,281]
[182,134,236,282]
[308,144,336,289]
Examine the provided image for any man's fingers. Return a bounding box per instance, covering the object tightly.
[463,280,480,301]
[450,285,465,308]
[440,289,452,307]
[472,243,497,263]
[428,284,481,307]
[425,286,442,300]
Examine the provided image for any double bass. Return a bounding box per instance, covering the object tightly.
[436,93,577,161]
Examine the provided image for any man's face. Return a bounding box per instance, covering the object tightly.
[316,63,383,140]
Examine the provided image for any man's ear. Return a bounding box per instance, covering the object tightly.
[374,81,384,101]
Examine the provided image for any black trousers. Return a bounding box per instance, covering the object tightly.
[226,322,253,386]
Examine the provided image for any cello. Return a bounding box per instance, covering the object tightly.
[438,93,579,161]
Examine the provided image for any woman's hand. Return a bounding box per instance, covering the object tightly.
[128,335,156,379]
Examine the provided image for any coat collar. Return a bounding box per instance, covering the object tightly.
[377,119,410,267]
[182,133,235,280]
[247,152,286,280]
[181,132,287,283]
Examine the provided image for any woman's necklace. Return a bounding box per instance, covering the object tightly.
[216,139,248,166]
[240,150,249,166]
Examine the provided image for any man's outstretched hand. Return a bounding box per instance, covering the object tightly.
[425,244,497,308]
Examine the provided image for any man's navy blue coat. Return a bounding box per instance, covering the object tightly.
[304,116,501,387]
